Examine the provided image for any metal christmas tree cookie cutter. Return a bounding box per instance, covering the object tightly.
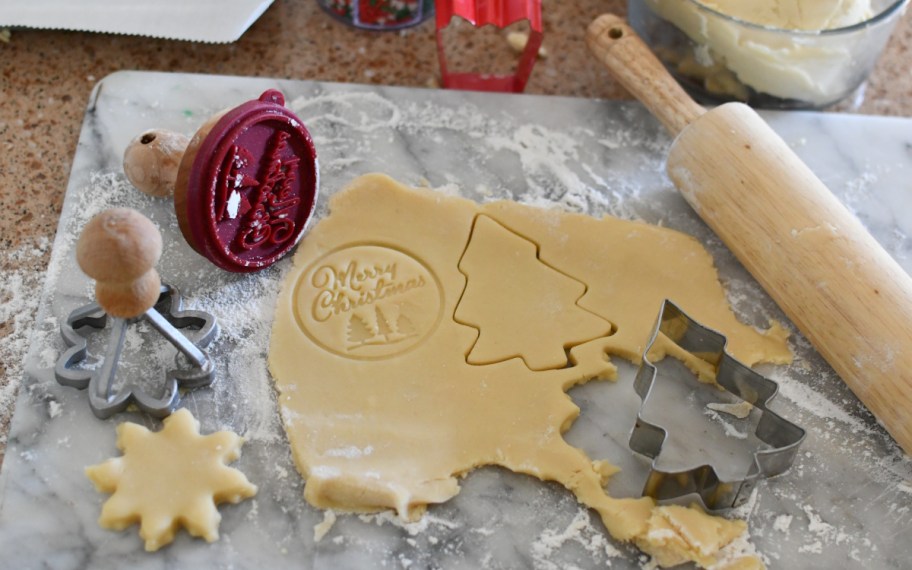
[631,300,806,510]
[55,284,218,419]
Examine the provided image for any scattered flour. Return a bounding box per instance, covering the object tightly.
[840,168,878,212]
[703,409,749,440]
[798,540,823,554]
[769,367,876,436]
[245,499,259,522]
[802,505,849,546]
[530,508,622,570]
[290,93,665,223]
[47,400,63,419]
[325,445,374,459]
[0,236,51,457]
[729,487,761,521]
[358,511,461,536]
[772,515,793,533]
[26,170,286,448]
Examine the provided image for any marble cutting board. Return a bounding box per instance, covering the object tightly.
[0,70,910,569]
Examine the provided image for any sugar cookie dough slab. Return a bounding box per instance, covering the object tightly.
[269,174,789,567]
[2,71,911,570]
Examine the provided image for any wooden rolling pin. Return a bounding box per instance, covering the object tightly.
[587,14,912,455]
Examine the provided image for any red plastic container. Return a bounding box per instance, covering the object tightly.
[436,0,543,92]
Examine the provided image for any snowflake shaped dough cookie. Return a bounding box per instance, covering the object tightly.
[85,408,257,551]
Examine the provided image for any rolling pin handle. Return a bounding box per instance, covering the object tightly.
[586,14,705,136]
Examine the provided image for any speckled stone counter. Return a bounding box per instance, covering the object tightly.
[0,0,910,465]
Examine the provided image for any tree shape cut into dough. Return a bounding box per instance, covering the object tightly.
[455,215,613,370]
[85,408,257,552]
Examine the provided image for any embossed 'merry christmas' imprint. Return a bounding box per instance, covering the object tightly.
[293,245,443,359]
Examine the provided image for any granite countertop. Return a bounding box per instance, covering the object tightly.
[0,0,910,465]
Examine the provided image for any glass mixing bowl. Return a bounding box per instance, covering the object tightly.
[628,0,910,109]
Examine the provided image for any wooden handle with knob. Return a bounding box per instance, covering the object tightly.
[123,130,191,197]
[586,14,704,136]
[123,110,225,198]
[76,208,163,319]
[587,14,912,455]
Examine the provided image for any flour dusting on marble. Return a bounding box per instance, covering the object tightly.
[290,94,667,222]
[0,237,50,456]
[184,265,287,444]
[358,511,461,536]
[703,409,750,440]
[530,508,623,570]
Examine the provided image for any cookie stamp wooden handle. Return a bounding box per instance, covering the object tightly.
[123,130,191,197]
[587,13,912,455]
[76,208,163,319]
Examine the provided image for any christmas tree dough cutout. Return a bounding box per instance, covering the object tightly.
[455,215,613,370]
[85,408,257,551]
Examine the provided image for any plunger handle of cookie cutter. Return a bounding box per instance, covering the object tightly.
[122,130,191,198]
[76,208,209,408]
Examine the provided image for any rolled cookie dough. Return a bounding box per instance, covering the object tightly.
[269,174,789,567]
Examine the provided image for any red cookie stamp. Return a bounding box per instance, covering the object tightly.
[173,90,318,273]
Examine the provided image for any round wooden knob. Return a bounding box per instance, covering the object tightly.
[76,208,163,319]
[123,129,190,197]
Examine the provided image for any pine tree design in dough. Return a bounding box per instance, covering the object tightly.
[85,408,257,552]
[455,215,613,370]
[375,305,395,340]
[346,305,417,350]
[346,312,376,349]
[396,312,416,336]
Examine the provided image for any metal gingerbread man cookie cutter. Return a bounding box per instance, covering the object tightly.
[631,300,806,510]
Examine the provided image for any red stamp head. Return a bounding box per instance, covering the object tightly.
[175,90,318,273]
